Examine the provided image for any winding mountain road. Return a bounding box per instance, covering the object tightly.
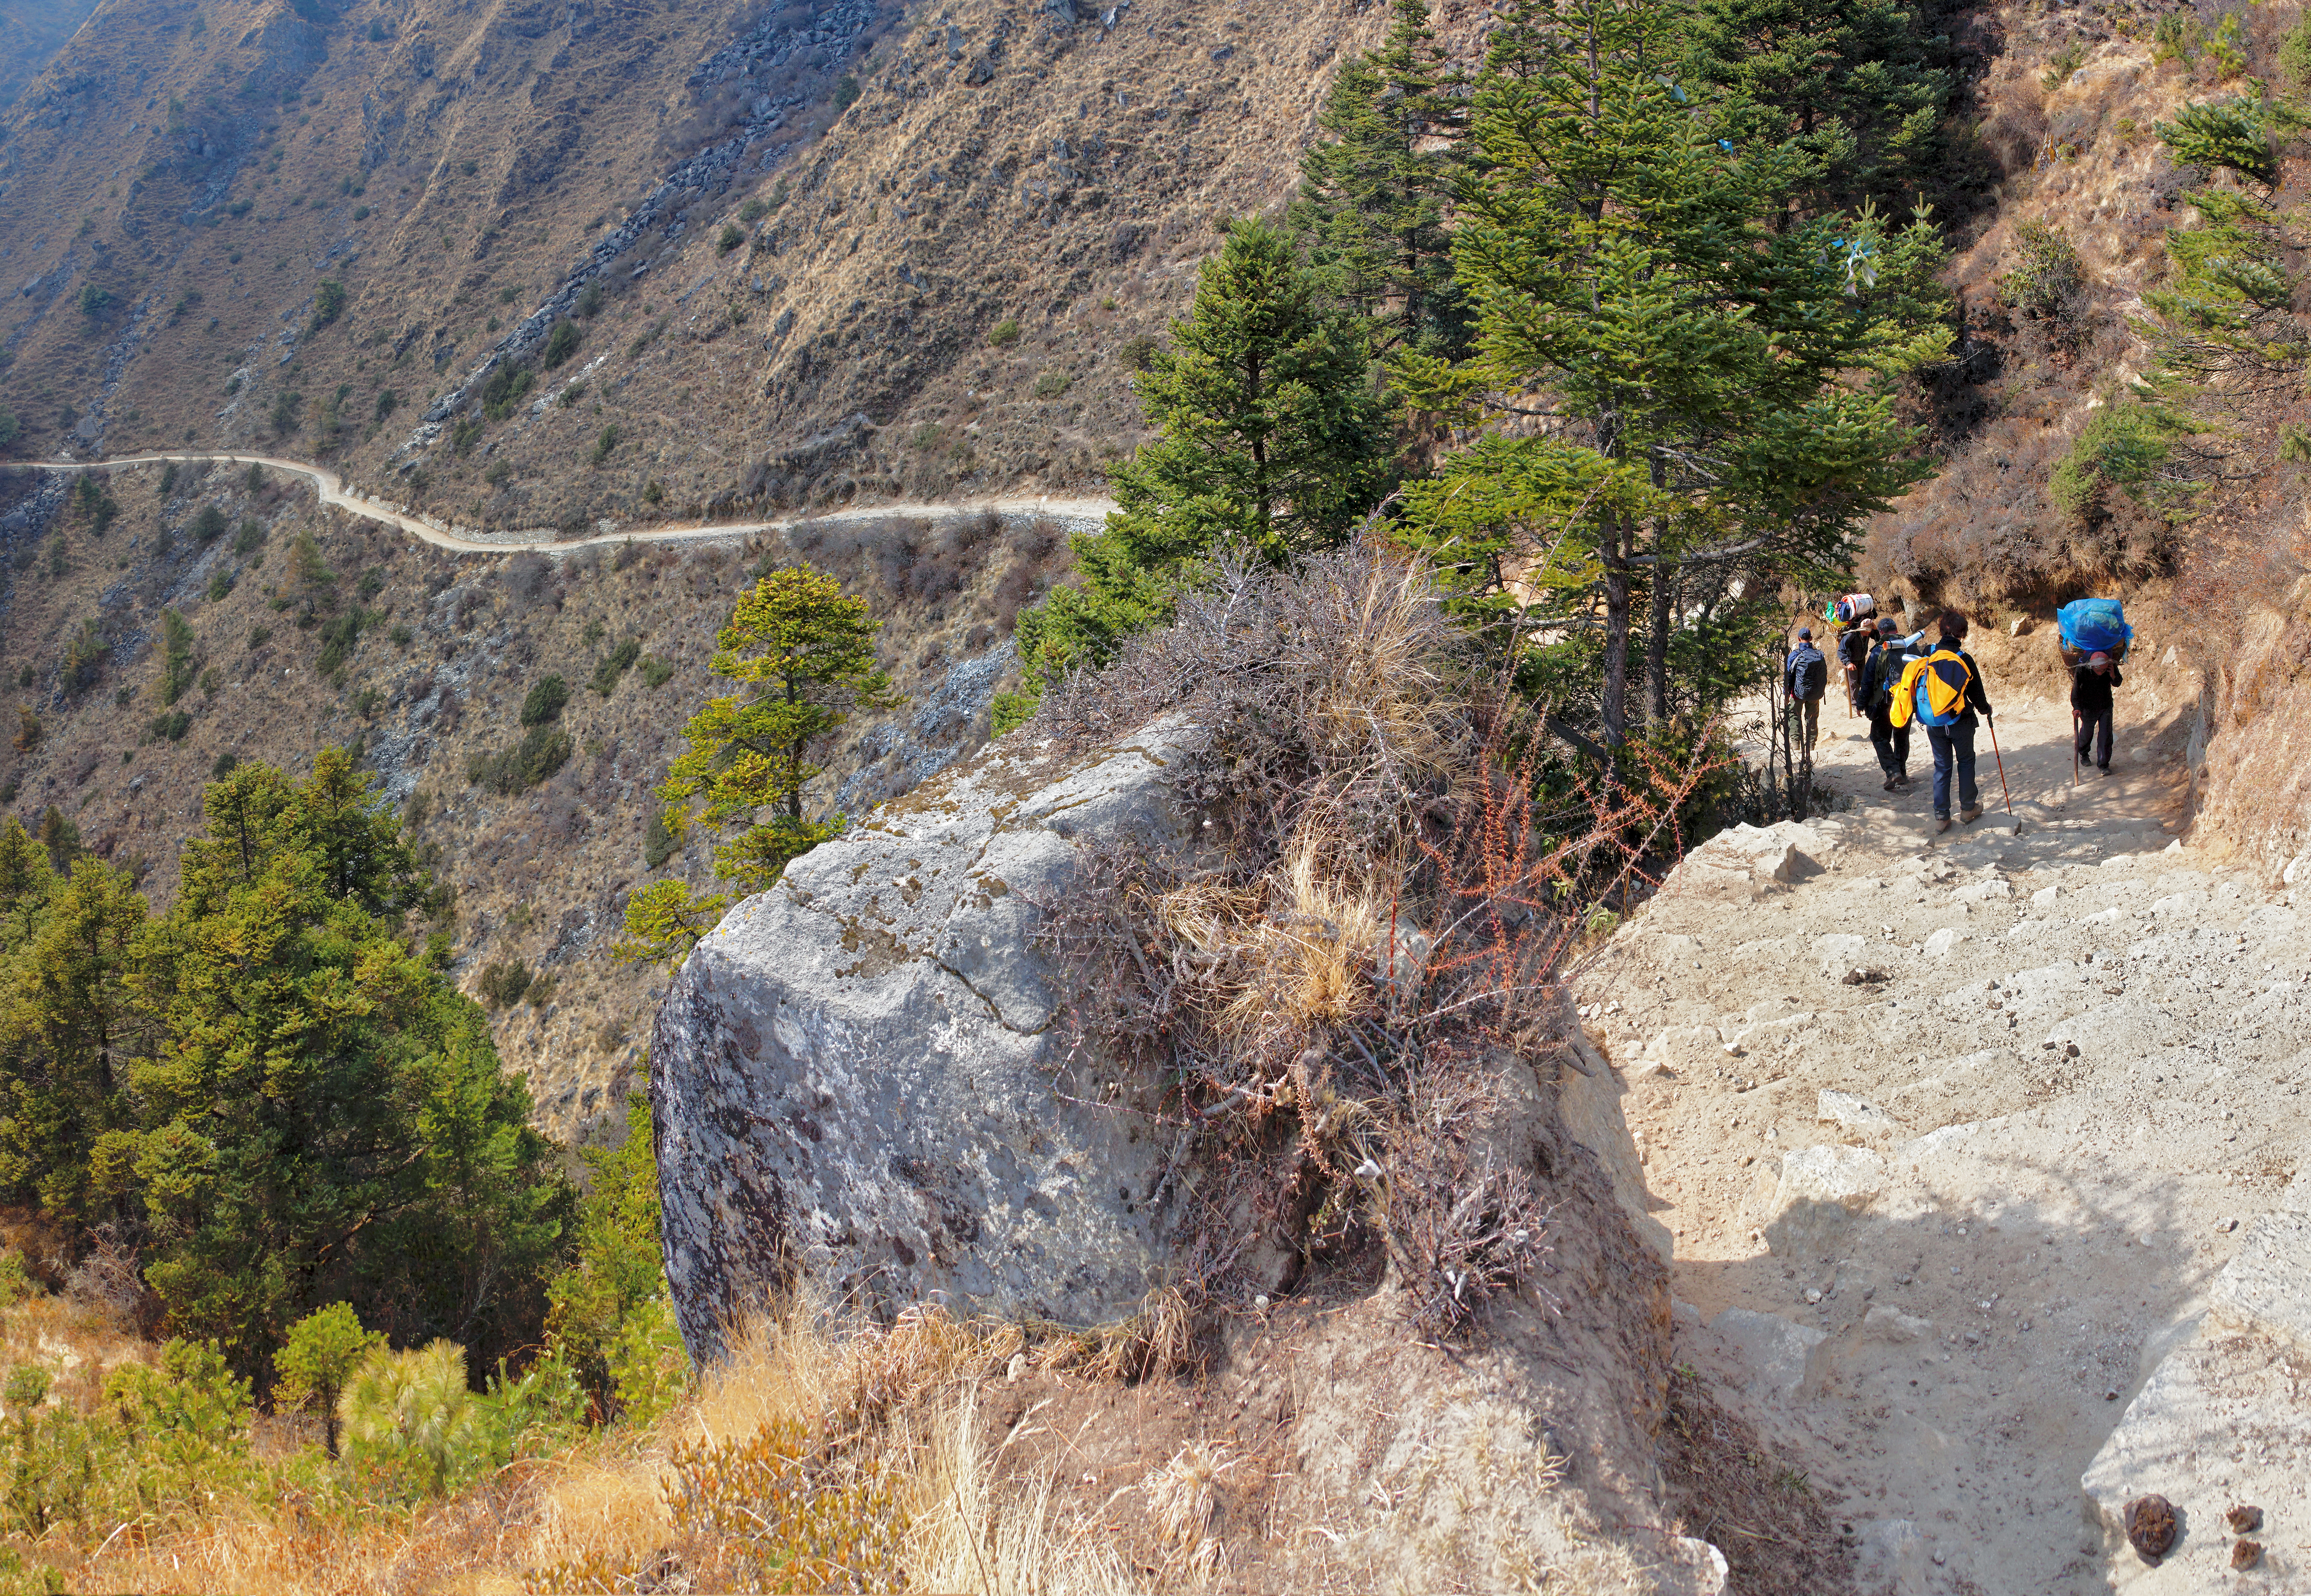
[13,454,1117,555]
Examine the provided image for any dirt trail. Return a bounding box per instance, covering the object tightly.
[14,454,1117,555]
[1579,681,2311,1594]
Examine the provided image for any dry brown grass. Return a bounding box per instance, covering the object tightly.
[30,1297,1150,1596]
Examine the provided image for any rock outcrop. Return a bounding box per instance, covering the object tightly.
[651,718,1206,1356]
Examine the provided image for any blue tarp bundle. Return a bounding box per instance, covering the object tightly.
[2057,598,2132,658]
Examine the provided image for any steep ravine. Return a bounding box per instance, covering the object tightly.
[1581,684,2311,1592]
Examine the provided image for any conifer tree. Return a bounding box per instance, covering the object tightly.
[2052,94,2308,523]
[1681,0,1958,212]
[1007,219,1390,719]
[1394,0,1948,746]
[1293,0,1471,360]
[622,567,899,969]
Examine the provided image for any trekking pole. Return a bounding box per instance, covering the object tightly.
[2071,709,2079,789]
[1988,717,2013,815]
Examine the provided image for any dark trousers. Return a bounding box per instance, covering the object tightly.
[2076,706,2113,769]
[1927,720,1978,818]
[1795,695,1821,748]
[1868,707,1909,780]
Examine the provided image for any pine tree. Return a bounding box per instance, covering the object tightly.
[134,753,570,1371]
[624,567,900,969]
[2052,94,2308,524]
[274,1302,382,1457]
[1394,0,1948,746]
[1681,0,1958,212]
[1006,220,1390,721]
[0,854,143,1221]
[1293,0,1471,360]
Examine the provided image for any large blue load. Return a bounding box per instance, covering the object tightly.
[2056,598,2132,664]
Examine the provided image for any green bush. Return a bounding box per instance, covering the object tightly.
[233,517,266,555]
[834,71,861,112]
[476,960,533,1008]
[1118,333,1160,370]
[643,807,677,869]
[0,409,19,448]
[157,609,196,706]
[77,285,113,318]
[150,710,192,742]
[311,278,348,330]
[481,363,535,420]
[520,673,571,726]
[342,1341,493,1498]
[591,638,641,695]
[2282,13,2311,90]
[639,655,674,689]
[1033,369,1072,399]
[2156,97,2278,185]
[466,725,572,794]
[988,317,1022,348]
[271,390,304,437]
[717,223,745,253]
[542,319,581,368]
[191,504,229,545]
[590,424,621,466]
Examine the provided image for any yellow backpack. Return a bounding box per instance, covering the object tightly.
[1890,646,1972,730]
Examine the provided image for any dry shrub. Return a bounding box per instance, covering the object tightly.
[1027,542,1707,1334]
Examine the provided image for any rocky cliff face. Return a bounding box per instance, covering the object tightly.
[651,716,1206,1356]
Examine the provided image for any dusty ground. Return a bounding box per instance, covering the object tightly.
[1579,663,2311,1594]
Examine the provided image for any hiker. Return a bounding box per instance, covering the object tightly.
[1891,610,1995,832]
[1838,622,1873,716]
[1860,616,1912,791]
[2072,650,2124,776]
[1786,626,1829,750]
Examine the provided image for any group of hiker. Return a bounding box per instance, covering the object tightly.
[1783,602,2126,833]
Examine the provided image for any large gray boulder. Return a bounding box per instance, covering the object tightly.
[651,718,1199,1358]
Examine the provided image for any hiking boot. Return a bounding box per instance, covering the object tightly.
[1883,776,1899,792]
[1960,805,1983,824]
[1935,816,1952,833]
[2098,764,2112,776]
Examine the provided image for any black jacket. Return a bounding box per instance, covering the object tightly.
[1951,646,1994,723]
[2072,663,2123,717]
[1787,644,1828,702]
[1860,639,1907,715]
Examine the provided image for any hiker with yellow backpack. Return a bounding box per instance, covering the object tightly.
[1889,611,1996,833]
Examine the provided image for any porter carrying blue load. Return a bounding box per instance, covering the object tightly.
[2056,598,2132,667]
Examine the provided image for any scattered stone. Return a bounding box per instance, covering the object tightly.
[1841,966,1891,985]
[2231,1538,2262,1570]
[1923,927,1963,957]
[1764,1146,1887,1255]
[2032,884,2059,906]
[2226,1504,2262,1534]
[1954,877,2013,902]
[1818,1090,1897,1139]
[1862,1304,1933,1342]
[2124,1494,2177,1562]
[2210,1210,2311,1352]
[1708,1307,1829,1400]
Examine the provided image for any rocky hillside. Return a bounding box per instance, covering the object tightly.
[0,0,102,112]
[0,0,1404,524]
